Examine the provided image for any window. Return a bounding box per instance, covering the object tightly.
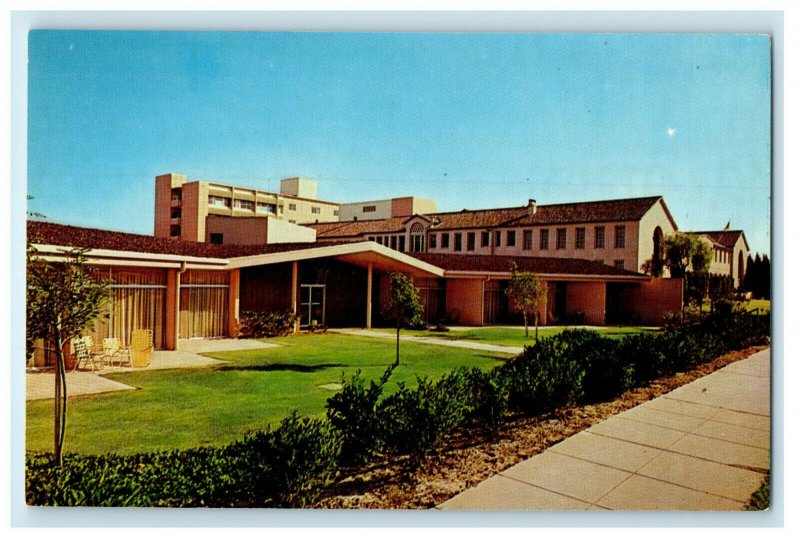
[170,188,182,203]
[523,230,533,250]
[288,203,297,211]
[333,210,339,216]
[256,202,276,214]
[429,234,437,249]
[481,231,490,247]
[494,231,502,247]
[363,205,376,213]
[575,227,586,249]
[507,230,516,247]
[540,229,549,250]
[170,208,181,219]
[411,234,425,252]
[209,233,224,245]
[170,226,181,237]
[614,260,625,270]
[390,236,397,250]
[288,219,296,224]
[208,195,231,208]
[595,226,605,249]
[556,228,567,250]
[368,236,375,242]
[398,236,406,252]
[234,199,254,211]
[467,232,476,251]
[311,206,321,215]
[441,233,450,249]
[454,233,463,252]
[614,225,626,248]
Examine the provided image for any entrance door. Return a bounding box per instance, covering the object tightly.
[300,284,326,328]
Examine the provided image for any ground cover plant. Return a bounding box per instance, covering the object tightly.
[27,308,768,507]
[25,334,509,455]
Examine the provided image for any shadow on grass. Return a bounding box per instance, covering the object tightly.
[216,363,349,373]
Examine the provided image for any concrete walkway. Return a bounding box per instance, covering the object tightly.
[26,338,278,401]
[439,348,770,511]
[329,328,524,355]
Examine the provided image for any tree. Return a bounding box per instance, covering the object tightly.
[27,245,109,466]
[665,234,712,305]
[504,262,546,340]
[382,272,423,366]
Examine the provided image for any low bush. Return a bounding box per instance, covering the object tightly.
[325,364,395,465]
[466,368,509,433]
[26,413,339,508]
[237,310,298,339]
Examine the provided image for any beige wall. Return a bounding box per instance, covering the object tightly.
[266,218,317,244]
[565,282,607,325]
[637,202,678,276]
[445,278,485,326]
[731,235,749,289]
[206,216,267,245]
[338,199,394,221]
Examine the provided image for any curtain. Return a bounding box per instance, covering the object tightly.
[179,270,229,338]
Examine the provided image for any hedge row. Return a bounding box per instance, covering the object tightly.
[27,309,768,507]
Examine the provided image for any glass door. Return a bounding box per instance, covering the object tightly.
[300,284,326,328]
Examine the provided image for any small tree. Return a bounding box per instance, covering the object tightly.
[666,234,712,306]
[382,272,423,366]
[26,245,109,466]
[505,262,545,340]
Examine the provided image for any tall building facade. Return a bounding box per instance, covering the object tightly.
[154,173,340,242]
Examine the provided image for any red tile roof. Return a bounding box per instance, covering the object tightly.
[411,253,646,278]
[688,230,748,250]
[26,220,343,259]
[307,196,675,237]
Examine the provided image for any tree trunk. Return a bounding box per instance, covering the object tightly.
[523,312,529,338]
[52,328,67,467]
[534,312,539,341]
[395,322,401,366]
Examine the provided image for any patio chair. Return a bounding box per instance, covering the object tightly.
[129,329,154,368]
[72,336,103,372]
[102,337,130,367]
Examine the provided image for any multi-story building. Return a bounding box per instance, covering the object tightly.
[687,229,750,288]
[307,196,678,274]
[154,173,340,243]
[337,196,438,222]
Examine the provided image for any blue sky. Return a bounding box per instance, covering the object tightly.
[27,31,772,254]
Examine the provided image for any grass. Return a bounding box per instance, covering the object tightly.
[746,474,770,511]
[371,325,657,347]
[25,333,509,456]
[739,299,770,313]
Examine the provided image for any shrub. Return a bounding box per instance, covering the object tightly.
[379,368,475,457]
[579,336,635,403]
[619,332,667,385]
[466,368,509,433]
[238,310,297,339]
[326,364,396,465]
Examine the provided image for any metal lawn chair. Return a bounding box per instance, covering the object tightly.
[72,336,103,372]
[129,329,154,368]
[102,337,130,367]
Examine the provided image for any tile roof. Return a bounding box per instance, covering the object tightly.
[411,253,646,278]
[26,221,340,259]
[688,230,747,250]
[307,196,674,237]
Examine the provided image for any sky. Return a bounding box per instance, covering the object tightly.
[27,31,772,254]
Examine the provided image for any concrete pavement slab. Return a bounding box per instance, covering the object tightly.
[586,416,687,449]
[640,397,720,419]
[667,434,770,472]
[711,408,771,432]
[439,475,591,510]
[691,420,771,450]
[549,431,661,473]
[595,475,744,511]
[635,451,765,502]
[614,406,708,433]
[501,451,631,503]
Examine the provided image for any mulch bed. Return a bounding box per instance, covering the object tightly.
[314,345,768,509]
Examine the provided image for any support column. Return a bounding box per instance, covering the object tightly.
[227,269,240,338]
[165,268,179,350]
[291,261,299,334]
[366,262,373,329]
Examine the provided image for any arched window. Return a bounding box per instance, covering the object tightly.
[409,222,426,252]
[652,226,664,277]
[738,251,745,289]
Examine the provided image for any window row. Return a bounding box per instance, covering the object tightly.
[423,225,626,251]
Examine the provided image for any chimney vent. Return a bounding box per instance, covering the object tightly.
[528,199,537,216]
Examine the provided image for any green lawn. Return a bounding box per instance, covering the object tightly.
[372,325,657,347]
[739,299,770,313]
[26,334,509,456]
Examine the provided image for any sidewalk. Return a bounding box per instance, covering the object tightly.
[329,328,524,355]
[439,347,770,510]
